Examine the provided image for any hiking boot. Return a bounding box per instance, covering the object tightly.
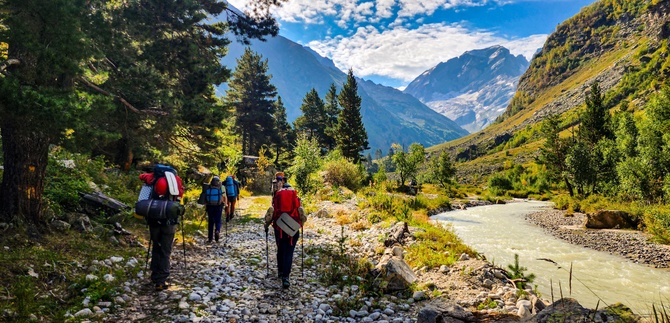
[206,239,212,244]
[215,231,220,242]
[278,271,283,279]
[155,282,169,291]
[281,277,290,289]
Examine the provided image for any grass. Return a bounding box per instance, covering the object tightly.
[0,226,145,321]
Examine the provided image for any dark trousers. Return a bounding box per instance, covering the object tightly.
[149,224,176,284]
[206,204,224,240]
[274,227,299,278]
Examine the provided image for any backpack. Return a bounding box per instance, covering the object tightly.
[273,189,299,222]
[224,176,238,197]
[135,199,184,225]
[197,183,210,205]
[205,187,222,205]
[151,164,179,200]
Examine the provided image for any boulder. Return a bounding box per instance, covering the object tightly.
[417,297,475,323]
[375,256,417,291]
[584,210,638,229]
[535,298,590,322]
[51,220,71,232]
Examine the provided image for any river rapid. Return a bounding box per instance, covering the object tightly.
[432,200,670,316]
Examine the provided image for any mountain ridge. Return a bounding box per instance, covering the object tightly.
[404,46,529,133]
[218,35,468,152]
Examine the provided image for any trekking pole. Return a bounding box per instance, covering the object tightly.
[301,227,304,277]
[181,213,186,270]
[144,237,152,276]
[265,226,269,278]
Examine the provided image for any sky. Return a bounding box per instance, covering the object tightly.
[226,0,598,89]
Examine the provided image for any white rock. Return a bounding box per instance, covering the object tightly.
[517,299,531,309]
[189,292,202,302]
[459,253,470,261]
[74,308,93,317]
[103,274,115,282]
[412,291,426,301]
[179,301,189,309]
[110,256,124,263]
[518,305,531,319]
[85,274,98,281]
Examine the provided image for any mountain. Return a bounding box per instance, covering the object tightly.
[429,0,670,171]
[217,36,468,152]
[403,46,529,133]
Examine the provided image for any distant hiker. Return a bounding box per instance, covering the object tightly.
[224,175,241,222]
[138,164,184,291]
[204,176,227,243]
[264,174,307,289]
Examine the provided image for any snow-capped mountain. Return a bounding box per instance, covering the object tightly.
[404,46,529,133]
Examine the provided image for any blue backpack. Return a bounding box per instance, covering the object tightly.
[224,176,238,197]
[205,187,222,205]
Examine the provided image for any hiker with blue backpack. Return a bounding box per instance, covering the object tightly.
[204,176,227,243]
[224,175,241,222]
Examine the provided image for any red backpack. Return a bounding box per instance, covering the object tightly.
[273,189,300,223]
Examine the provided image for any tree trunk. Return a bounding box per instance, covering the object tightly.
[0,120,51,227]
[564,176,574,197]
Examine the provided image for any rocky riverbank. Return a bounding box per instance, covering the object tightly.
[526,210,670,268]
[64,196,639,322]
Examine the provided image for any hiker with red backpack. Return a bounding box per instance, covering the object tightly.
[138,164,184,291]
[204,176,227,243]
[224,175,241,222]
[264,174,307,289]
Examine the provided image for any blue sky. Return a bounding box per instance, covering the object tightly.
[227,0,598,88]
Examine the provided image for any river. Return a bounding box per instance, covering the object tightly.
[432,200,670,316]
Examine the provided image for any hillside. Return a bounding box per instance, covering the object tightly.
[404,46,529,133]
[218,36,468,152]
[429,0,670,178]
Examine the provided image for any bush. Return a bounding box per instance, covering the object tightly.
[323,157,365,191]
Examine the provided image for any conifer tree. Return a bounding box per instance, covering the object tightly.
[335,69,369,162]
[226,48,277,155]
[579,81,611,145]
[272,96,294,167]
[294,88,327,146]
[323,83,340,150]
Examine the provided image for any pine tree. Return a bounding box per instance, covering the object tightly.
[294,88,327,146]
[579,81,611,145]
[227,48,277,155]
[323,83,340,150]
[272,96,294,167]
[335,69,369,162]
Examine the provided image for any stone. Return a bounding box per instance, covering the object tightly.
[417,297,474,323]
[413,291,426,301]
[74,308,93,317]
[438,265,449,274]
[103,274,115,282]
[584,210,638,229]
[51,220,71,232]
[458,253,470,261]
[189,292,202,302]
[518,304,531,319]
[375,257,417,291]
[391,246,404,259]
[535,298,590,322]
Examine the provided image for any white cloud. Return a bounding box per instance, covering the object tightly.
[308,23,546,82]
[227,0,503,27]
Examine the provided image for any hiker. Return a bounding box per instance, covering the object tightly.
[139,164,184,291]
[264,174,307,289]
[205,176,227,243]
[224,175,241,222]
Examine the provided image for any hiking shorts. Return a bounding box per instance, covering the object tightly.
[227,196,237,203]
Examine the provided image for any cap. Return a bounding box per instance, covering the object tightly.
[276,175,284,181]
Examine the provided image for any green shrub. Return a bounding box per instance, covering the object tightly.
[487,174,513,196]
[323,157,365,191]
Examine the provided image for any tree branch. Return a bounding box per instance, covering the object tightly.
[77,77,168,116]
[0,58,20,74]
